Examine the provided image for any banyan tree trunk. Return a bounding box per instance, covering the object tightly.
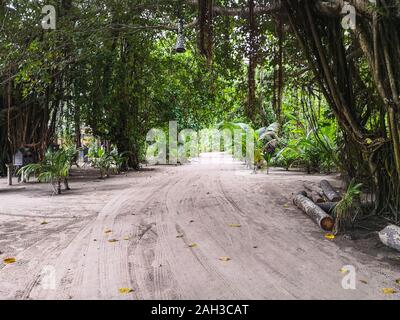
[320,180,341,202]
[293,193,335,231]
[379,225,400,252]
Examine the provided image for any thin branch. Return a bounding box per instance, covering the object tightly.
[109,18,198,32]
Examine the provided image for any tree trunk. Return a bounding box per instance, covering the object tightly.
[64,178,70,190]
[293,193,335,231]
[276,18,284,125]
[320,180,341,202]
[379,225,400,252]
[57,179,62,195]
[74,104,82,149]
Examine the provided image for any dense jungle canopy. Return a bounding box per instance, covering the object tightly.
[1,0,400,222]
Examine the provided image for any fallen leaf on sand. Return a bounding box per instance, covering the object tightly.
[396,279,400,285]
[104,229,112,234]
[219,257,231,262]
[283,204,289,208]
[123,237,130,241]
[382,288,397,295]
[325,233,335,240]
[176,234,184,238]
[340,267,349,274]
[108,239,119,243]
[188,243,197,248]
[41,221,48,225]
[3,258,16,264]
[229,224,241,228]
[360,280,368,284]
[189,220,195,223]
[119,288,133,294]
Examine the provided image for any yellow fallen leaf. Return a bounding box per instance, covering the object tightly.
[188,243,197,248]
[3,258,16,264]
[325,233,335,240]
[382,288,397,295]
[123,237,130,241]
[119,288,133,294]
[108,239,119,243]
[340,267,349,274]
[104,229,112,234]
[219,256,231,262]
[41,221,48,225]
[229,224,242,228]
[283,204,289,208]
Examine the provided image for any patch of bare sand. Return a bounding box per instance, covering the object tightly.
[0,154,399,300]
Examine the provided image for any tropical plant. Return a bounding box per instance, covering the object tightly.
[88,145,114,178]
[18,149,73,195]
[264,152,273,175]
[274,127,337,173]
[110,148,129,173]
[333,180,363,234]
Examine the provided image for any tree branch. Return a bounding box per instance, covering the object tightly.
[186,0,281,17]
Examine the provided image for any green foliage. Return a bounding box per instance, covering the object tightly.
[18,147,76,195]
[274,123,338,173]
[110,148,129,173]
[334,180,363,234]
[88,145,114,178]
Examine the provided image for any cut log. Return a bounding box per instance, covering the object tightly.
[379,225,400,252]
[320,180,341,202]
[293,193,335,231]
[309,191,325,203]
[316,202,337,215]
[298,190,308,197]
[303,182,325,203]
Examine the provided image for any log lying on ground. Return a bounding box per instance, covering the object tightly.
[320,180,342,202]
[316,202,337,215]
[379,225,400,252]
[309,191,325,203]
[303,182,325,203]
[293,193,335,231]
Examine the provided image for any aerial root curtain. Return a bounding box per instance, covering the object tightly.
[282,0,400,216]
[198,0,214,66]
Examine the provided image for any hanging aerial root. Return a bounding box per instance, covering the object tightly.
[198,0,213,66]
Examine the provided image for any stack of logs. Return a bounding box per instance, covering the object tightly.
[293,180,341,232]
[293,180,400,253]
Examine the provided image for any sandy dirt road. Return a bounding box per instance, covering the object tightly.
[0,153,399,300]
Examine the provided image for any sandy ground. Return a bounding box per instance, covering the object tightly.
[0,153,399,300]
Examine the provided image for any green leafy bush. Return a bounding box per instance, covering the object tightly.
[18,146,77,194]
[88,145,114,178]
